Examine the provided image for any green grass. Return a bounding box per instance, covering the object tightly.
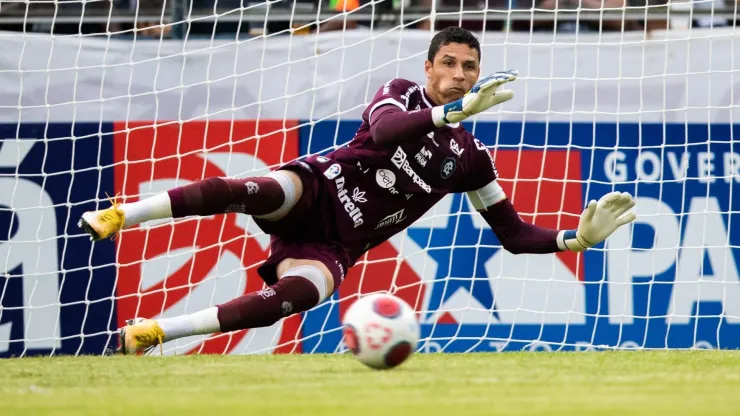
[1,351,739,415]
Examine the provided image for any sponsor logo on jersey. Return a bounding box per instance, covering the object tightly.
[391,147,432,193]
[474,138,499,177]
[376,169,399,194]
[351,187,367,203]
[317,156,330,163]
[450,139,465,157]
[324,163,342,180]
[401,84,421,108]
[376,169,396,188]
[375,208,407,230]
[415,146,432,167]
[474,138,487,151]
[335,176,364,228]
[382,80,392,95]
[441,156,457,179]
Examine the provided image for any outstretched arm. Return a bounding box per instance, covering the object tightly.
[472,184,637,254]
[478,198,561,254]
[368,71,517,146]
[468,181,561,254]
[370,105,437,146]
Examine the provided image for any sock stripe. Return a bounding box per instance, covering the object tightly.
[254,171,297,221]
[283,265,328,301]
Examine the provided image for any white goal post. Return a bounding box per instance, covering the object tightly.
[0,0,738,357]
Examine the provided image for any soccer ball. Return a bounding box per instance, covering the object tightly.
[341,293,420,370]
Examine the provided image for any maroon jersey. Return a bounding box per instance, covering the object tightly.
[301,78,500,265]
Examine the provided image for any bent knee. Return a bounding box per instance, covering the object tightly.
[255,170,304,222]
[276,258,335,300]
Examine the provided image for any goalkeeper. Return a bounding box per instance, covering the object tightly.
[79,26,636,355]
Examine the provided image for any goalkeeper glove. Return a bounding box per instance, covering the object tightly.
[564,191,637,252]
[432,70,518,127]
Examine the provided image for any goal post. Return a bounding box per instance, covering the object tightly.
[0,1,738,357]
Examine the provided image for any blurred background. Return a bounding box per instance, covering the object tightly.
[0,0,736,39]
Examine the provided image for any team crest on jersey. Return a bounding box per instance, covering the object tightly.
[441,156,457,179]
[324,163,342,180]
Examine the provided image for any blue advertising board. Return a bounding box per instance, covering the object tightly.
[1,120,738,357]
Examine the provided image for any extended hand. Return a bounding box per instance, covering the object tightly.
[433,70,518,126]
[568,191,637,252]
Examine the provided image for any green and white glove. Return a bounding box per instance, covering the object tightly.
[432,70,518,127]
[563,191,637,252]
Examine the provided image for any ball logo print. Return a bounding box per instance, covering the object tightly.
[373,296,402,319]
[342,293,420,369]
[364,323,393,350]
[114,120,302,355]
[343,326,360,353]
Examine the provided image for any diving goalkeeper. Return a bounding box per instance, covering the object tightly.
[79,26,636,355]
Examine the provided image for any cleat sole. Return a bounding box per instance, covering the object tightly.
[118,327,127,355]
[77,216,103,242]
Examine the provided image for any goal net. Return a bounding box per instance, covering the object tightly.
[0,0,738,357]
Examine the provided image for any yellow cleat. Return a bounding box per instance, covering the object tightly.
[78,195,125,241]
[118,318,165,356]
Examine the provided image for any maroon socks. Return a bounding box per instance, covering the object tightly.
[167,176,286,218]
[216,276,320,332]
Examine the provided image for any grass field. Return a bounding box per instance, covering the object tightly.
[1,351,739,415]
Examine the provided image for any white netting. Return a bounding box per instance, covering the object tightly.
[0,0,738,357]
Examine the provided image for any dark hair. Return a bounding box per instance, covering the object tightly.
[427,27,481,63]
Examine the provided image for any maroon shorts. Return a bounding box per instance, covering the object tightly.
[253,162,349,292]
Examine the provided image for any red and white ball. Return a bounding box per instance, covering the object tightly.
[341,293,420,370]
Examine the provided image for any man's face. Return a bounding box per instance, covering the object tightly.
[425,42,480,104]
